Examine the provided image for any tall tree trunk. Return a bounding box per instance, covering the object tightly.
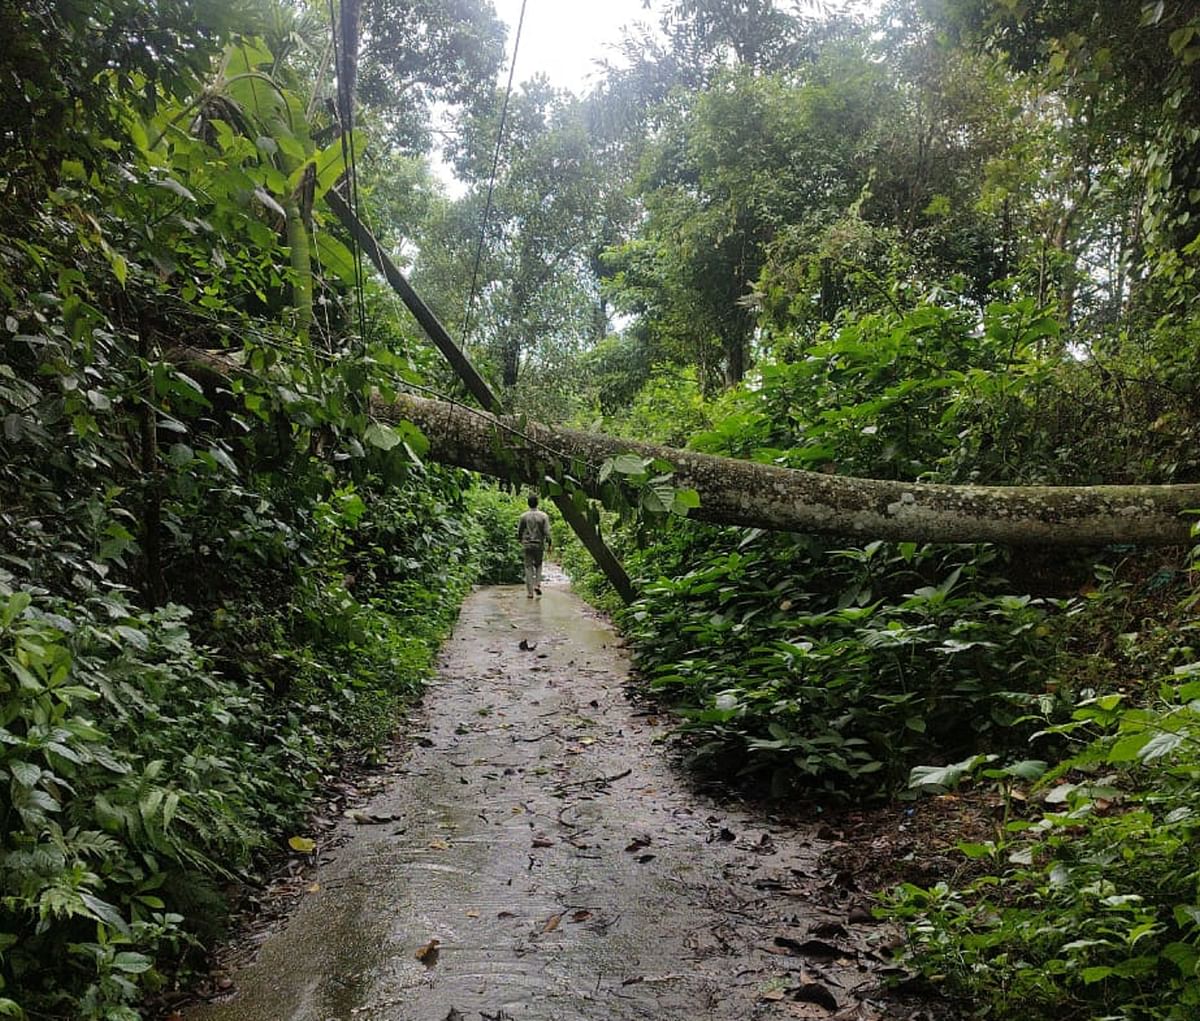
[501,334,520,387]
[374,391,1200,548]
[723,331,746,386]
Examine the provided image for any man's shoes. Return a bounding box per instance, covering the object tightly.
[526,593,534,599]
[534,587,542,596]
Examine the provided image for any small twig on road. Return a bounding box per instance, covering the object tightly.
[511,731,556,743]
[449,760,523,768]
[552,768,632,795]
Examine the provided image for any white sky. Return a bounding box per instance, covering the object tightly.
[433,0,882,191]
[491,0,657,95]
[488,0,884,94]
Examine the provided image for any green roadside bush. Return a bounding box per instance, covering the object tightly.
[879,561,1200,1021]
[568,520,1068,797]
[464,484,527,585]
[0,470,480,1020]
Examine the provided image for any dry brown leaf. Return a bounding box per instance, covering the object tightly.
[570,910,592,923]
[415,938,440,965]
[542,913,562,933]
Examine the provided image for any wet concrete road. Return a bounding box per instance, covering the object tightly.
[187,575,902,1021]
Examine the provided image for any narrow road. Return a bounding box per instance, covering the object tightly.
[186,574,910,1021]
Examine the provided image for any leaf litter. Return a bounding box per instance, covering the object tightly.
[181,582,956,1021]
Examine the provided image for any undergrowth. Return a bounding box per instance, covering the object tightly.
[562,298,1200,1018]
[880,550,1200,1021]
[0,470,487,1020]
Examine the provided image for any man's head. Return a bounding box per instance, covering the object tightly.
[528,494,539,508]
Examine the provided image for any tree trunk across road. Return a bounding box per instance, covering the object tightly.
[377,392,1200,547]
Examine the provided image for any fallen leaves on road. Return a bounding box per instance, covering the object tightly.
[771,936,853,960]
[414,939,440,966]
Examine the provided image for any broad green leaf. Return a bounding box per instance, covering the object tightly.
[364,423,403,451]
[1138,730,1185,762]
[114,625,149,651]
[112,952,153,974]
[78,892,128,933]
[612,453,647,475]
[9,761,40,788]
[208,446,239,475]
[908,755,990,790]
[1080,966,1113,984]
[162,791,180,829]
[156,177,196,203]
[1,592,31,626]
[671,488,701,513]
[315,232,357,284]
[1002,759,1047,781]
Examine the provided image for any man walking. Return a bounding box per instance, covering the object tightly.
[517,494,552,598]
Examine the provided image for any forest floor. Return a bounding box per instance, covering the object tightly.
[180,572,958,1021]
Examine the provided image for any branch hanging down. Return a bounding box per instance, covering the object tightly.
[375,392,1200,547]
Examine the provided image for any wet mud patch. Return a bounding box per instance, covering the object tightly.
[184,579,953,1021]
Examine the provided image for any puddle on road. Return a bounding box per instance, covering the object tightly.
[185,579,906,1021]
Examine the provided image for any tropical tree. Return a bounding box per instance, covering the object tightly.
[415,81,617,410]
[357,0,505,153]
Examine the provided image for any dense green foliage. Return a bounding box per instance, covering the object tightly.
[554,5,1200,1019]
[885,564,1200,1021]
[464,485,526,585]
[0,476,477,1020]
[5,0,1200,1019]
[0,1,507,1017]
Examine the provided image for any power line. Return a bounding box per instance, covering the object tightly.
[460,0,529,348]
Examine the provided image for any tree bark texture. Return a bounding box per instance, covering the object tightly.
[376,392,1200,547]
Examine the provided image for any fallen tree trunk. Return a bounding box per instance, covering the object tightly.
[376,392,1200,547]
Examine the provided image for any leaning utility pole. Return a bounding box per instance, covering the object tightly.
[325,187,637,604]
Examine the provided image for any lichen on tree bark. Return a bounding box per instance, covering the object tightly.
[376,392,1200,547]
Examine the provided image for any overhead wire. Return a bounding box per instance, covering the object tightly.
[299,0,604,472]
[459,0,529,348]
